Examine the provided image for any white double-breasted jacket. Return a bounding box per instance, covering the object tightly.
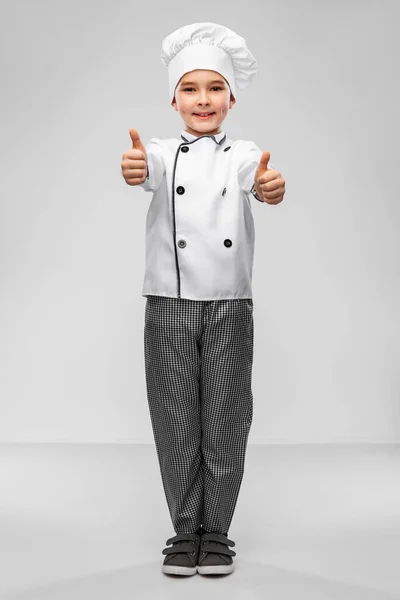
[138,129,274,301]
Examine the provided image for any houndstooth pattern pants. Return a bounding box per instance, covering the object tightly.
[144,295,254,536]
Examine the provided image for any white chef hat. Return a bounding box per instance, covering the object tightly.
[160,22,258,105]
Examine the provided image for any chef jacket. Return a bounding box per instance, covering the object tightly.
[138,128,275,301]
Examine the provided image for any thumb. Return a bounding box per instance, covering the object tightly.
[129,128,146,157]
[258,151,270,172]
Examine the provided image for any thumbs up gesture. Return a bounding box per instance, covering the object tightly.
[254,151,286,204]
[121,129,148,185]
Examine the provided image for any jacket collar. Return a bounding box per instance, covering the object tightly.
[180,129,226,145]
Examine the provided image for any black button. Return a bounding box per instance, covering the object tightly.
[223,146,231,152]
[224,239,232,247]
[222,187,227,196]
[176,186,185,194]
[181,146,189,152]
[178,240,186,248]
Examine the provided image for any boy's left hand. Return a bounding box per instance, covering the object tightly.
[254,151,285,205]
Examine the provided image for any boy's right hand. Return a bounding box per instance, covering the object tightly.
[121,129,148,185]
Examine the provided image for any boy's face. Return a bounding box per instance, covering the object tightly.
[171,69,235,137]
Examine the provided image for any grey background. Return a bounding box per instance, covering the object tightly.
[1,0,399,443]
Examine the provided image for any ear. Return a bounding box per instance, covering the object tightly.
[171,96,178,111]
[229,93,236,108]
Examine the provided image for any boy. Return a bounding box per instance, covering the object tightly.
[121,22,285,576]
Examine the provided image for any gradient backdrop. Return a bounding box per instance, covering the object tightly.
[0,1,398,443]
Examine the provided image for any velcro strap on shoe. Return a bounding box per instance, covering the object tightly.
[200,541,236,557]
[162,541,196,555]
[201,532,236,547]
[165,532,198,546]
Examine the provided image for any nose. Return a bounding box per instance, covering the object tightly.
[197,90,211,104]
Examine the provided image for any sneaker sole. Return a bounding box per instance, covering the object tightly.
[197,564,234,575]
[162,564,197,576]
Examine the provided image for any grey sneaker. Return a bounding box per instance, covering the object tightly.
[197,532,236,575]
[162,530,202,576]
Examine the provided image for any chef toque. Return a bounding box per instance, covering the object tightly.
[160,22,258,105]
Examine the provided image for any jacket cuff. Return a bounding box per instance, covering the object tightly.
[250,182,265,203]
[138,163,154,191]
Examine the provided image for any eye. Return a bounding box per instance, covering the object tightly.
[182,87,223,91]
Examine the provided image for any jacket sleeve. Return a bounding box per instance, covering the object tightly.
[137,138,165,193]
[237,140,276,203]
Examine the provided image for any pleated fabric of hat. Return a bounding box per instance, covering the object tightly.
[160,22,258,104]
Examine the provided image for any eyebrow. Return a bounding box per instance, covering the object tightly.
[179,79,226,86]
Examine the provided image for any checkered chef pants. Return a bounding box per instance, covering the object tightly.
[144,295,254,536]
